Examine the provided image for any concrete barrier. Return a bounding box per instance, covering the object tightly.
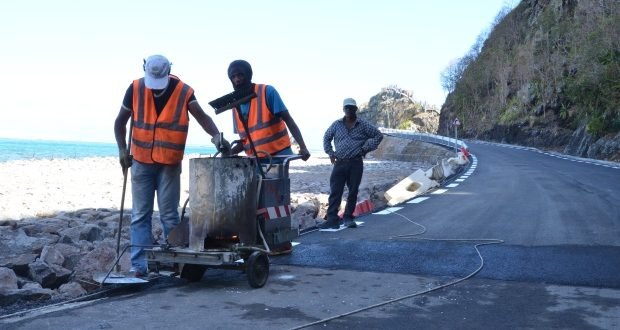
[384,169,439,206]
[385,151,469,206]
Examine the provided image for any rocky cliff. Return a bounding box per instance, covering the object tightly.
[439,0,620,161]
[357,86,440,134]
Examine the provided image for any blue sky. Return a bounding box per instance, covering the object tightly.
[0,0,516,151]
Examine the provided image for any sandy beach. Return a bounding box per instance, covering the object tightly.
[0,154,423,221]
[0,138,446,307]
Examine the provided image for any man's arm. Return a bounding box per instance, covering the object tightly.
[113,107,133,169]
[361,123,384,154]
[189,101,233,154]
[323,123,335,154]
[114,107,131,151]
[323,123,336,164]
[188,101,220,137]
[279,111,310,161]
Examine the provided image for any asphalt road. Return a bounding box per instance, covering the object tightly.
[2,140,619,329]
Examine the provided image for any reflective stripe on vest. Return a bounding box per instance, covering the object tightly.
[233,84,291,156]
[131,76,191,164]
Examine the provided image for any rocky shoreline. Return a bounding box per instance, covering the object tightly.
[0,136,455,314]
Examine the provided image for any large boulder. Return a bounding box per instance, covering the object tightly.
[72,246,116,285]
[0,267,18,290]
[28,260,72,289]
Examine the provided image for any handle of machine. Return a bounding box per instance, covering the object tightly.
[255,150,273,173]
[281,154,303,179]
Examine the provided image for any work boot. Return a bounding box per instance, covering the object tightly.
[318,219,340,229]
[344,219,357,228]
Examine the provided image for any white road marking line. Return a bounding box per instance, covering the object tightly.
[407,197,429,204]
[373,207,403,215]
[431,189,448,194]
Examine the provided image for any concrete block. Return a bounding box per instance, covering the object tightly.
[384,169,439,206]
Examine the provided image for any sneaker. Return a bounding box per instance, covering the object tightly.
[318,220,340,229]
[129,268,148,278]
[344,219,357,228]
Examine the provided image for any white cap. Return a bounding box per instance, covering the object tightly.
[144,55,170,89]
[343,98,357,107]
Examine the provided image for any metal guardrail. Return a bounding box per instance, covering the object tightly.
[379,127,468,152]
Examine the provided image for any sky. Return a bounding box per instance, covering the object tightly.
[0,0,516,151]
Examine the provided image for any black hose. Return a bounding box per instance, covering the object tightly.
[234,106,266,179]
[180,197,190,222]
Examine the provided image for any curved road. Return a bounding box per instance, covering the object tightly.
[281,140,620,287]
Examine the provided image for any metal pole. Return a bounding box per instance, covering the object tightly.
[116,116,133,272]
[454,123,458,154]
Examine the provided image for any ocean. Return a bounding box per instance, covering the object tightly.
[0,138,217,162]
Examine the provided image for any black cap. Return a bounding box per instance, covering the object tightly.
[228,60,253,81]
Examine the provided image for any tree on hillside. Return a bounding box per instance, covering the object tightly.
[438,0,620,160]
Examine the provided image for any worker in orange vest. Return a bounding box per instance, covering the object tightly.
[226,60,310,161]
[113,54,230,276]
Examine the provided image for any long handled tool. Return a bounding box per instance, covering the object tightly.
[208,87,266,178]
[115,117,133,272]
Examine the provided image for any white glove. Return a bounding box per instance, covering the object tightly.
[211,134,231,156]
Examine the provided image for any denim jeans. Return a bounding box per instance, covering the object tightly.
[130,161,182,273]
[325,157,364,222]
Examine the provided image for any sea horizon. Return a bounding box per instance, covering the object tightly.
[0,137,327,163]
[0,137,218,162]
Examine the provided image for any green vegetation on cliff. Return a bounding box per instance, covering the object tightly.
[440,0,619,151]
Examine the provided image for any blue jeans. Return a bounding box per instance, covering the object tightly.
[326,157,364,222]
[130,161,182,273]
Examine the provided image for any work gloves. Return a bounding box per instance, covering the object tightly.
[211,134,232,156]
[119,149,133,169]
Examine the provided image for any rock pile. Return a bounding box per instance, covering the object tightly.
[0,136,456,312]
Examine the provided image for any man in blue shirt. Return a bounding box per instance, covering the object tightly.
[321,98,383,229]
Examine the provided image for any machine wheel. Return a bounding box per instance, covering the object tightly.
[246,251,269,288]
[180,264,207,282]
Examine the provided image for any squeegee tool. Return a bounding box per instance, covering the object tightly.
[209,89,256,114]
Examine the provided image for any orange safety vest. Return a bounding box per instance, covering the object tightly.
[130,76,192,165]
[233,84,291,156]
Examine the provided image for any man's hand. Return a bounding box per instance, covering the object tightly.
[329,154,337,164]
[299,147,311,161]
[211,134,232,156]
[119,149,133,169]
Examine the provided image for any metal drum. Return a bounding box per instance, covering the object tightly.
[189,157,258,250]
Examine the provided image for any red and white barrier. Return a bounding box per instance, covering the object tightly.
[460,146,470,158]
[257,205,291,220]
[338,199,374,218]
